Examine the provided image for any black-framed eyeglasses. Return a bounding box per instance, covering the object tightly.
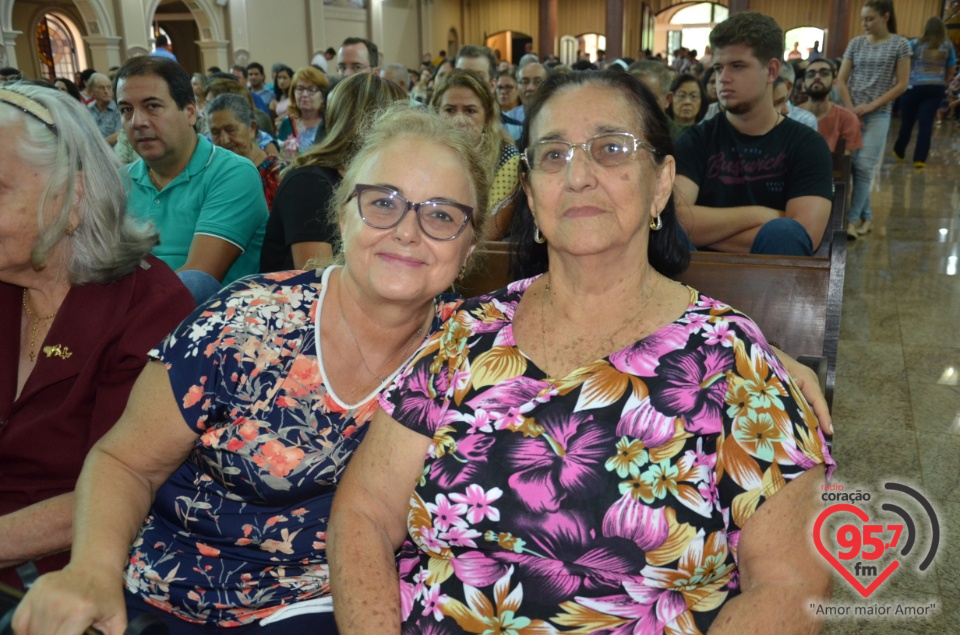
[522,132,659,173]
[353,184,474,241]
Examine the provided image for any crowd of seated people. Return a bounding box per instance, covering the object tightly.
[3,4,905,631]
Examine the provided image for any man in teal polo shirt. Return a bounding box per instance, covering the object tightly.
[116,56,267,297]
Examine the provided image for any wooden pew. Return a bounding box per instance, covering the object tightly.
[813,179,848,258]
[676,233,846,407]
[459,233,846,408]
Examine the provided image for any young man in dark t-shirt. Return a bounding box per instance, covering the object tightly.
[674,12,833,255]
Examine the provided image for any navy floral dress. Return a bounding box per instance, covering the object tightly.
[123,266,459,626]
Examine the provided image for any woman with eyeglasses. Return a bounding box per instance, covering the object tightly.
[276,66,329,160]
[260,73,406,272]
[665,72,706,135]
[431,69,520,239]
[13,105,489,634]
[328,71,835,634]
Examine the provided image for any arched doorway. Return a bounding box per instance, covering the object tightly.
[655,2,728,64]
[784,26,826,60]
[485,30,532,66]
[34,12,87,81]
[151,0,201,73]
[146,0,226,73]
[576,33,605,63]
[448,27,459,58]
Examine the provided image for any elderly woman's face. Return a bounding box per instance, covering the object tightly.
[0,123,60,278]
[294,79,324,114]
[338,138,477,305]
[207,109,256,157]
[670,80,701,123]
[523,83,674,256]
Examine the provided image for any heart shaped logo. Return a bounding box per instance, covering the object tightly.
[813,503,899,598]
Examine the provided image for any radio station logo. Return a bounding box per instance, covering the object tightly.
[814,482,940,598]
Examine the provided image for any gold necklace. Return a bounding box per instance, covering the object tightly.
[22,289,57,362]
[539,272,662,377]
[338,283,433,386]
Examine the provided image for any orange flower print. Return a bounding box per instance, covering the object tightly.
[182,381,206,408]
[196,542,221,557]
[281,355,321,398]
[252,440,305,478]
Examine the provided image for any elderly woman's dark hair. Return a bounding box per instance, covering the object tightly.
[512,70,689,279]
[206,93,255,126]
[665,72,706,123]
[0,82,157,283]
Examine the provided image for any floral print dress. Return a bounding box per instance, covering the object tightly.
[381,276,835,635]
[123,266,458,626]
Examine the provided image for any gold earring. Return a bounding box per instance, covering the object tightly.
[65,226,76,236]
[649,215,663,231]
[534,225,546,244]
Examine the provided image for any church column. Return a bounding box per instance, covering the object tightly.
[826,0,853,58]
[539,0,557,59]
[0,30,21,68]
[84,35,123,69]
[196,39,230,71]
[116,0,150,58]
[605,0,623,59]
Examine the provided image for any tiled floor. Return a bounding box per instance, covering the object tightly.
[822,121,960,635]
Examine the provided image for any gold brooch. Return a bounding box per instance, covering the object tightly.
[42,345,72,360]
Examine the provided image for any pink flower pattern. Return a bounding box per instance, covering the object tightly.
[382,276,834,634]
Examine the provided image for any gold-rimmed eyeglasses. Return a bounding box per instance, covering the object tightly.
[522,132,659,173]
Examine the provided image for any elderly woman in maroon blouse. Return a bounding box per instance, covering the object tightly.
[0,81,194,588]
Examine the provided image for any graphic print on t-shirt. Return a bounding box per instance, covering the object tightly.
[706,146,787,191]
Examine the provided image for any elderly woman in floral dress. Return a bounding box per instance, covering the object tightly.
[328,71,835,635]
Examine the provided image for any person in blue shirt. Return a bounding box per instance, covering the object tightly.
[893,16,957,167]
[246,62,274,108]
[116,56,268,303]
[150,34,177,62]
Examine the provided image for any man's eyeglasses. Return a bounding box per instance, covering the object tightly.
[522,132,659,173]
[337,64,370,75]
[804,68,833,79]
[294,85,322,95]
[353,184,474,241]
[519,77,544,87]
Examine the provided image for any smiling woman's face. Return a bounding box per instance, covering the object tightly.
[338,137,477,305]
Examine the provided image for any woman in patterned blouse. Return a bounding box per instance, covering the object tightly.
[329,71,836,635]
[13,106,489,634]
[836,0,911,238]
